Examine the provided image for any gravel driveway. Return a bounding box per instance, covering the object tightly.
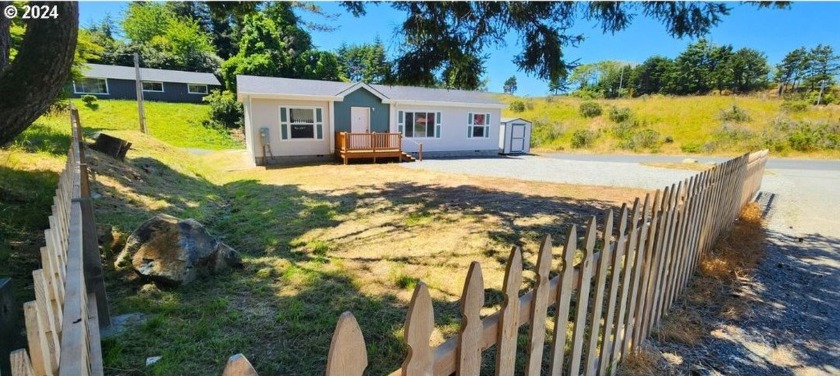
[403,155,840,375]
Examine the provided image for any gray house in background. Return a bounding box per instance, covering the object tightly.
[70,64,221,103]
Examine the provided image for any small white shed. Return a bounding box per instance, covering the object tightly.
[499,117,532,154]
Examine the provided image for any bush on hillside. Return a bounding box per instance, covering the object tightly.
[579,102,602,118]
[609,107,633,123]
[612,120,639,140]
[680,142,703,153]
[509,101,526,113]
[618,128,661,151]
[531,120,565,147]
[780,100,809,112]
[203,90,243,129]
[788,121,840,151]
[570,129,598,148]
[718,105,750,123]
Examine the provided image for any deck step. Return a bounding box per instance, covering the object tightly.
[400,152,416,163]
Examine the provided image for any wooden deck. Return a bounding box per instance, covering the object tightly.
[335,132,422,164]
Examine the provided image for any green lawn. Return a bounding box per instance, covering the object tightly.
[39,99,243,150]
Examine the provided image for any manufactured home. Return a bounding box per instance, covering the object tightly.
[71,64,221,103]
[236,76,505,165]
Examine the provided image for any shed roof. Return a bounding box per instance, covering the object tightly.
[236,75,502,106]
[501,117,531,123]
[82,64,220,85]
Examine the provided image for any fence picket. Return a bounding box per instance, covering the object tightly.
[623,195,651,355]
[495,247,522,376]
[10,349,36,376]
[583,210,614,375]
[326,312,367,376]
[458,262,484,376]
[221,354,259,376]
[610,198,642,366]
[633,191,659,351]
[402,283,434,376]
[568,217,597,375]
[525,236,553,375]
[33,270,60,369]
[24,301,52,376]
[548,225,579,375]
[598,206,626,375]
[39,247,63,331]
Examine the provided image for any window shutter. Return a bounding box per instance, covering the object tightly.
[398,125,403,134]
[436,112,441,138]
[485,113,491,138]
[280,107,289,140]
[316,108,323,122]
[316,124,323,139]
[468,112,473,125]
[467,126,473,138]
[398,111,404,124]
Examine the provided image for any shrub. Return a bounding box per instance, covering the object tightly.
[618,128,661,151]
[509,101,526,113]
[81,95,98,110]
[681,142,703,153]
[664,136,674,144]
[612,120,639,140]
[203,90,243,129]
[531,120,564,147]
[718,105,750,123]
[571,129,598,148]
[787,121,840,151]
[780,100,808,113]
[579,102,602,118]
[609,107,633,123]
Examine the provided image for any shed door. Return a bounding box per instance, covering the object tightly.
[510,123,527,153]
[350,107,370,133]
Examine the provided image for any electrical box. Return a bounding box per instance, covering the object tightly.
[259,127,269,145]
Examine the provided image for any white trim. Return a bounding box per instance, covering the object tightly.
[237,93,504,109]
[392,100,504,109]
[401,109,440,139]
[187,83,209,95]
[239,93,341,102]
[142,81,165,93]
[335,82,391,102]
[329,101,336,153]
[72,77,109,95]
[279,105,325,141]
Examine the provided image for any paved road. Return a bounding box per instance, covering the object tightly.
[405,154,840,374]
[543,152,840,171]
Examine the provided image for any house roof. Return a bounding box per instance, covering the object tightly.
[82,64,220,85]
[236,75,503,107]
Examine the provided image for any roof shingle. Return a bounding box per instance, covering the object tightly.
[82,64,220,85]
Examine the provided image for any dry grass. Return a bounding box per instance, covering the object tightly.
[641,162,716,171]
[620,203,766,375]
[617,347,660,376]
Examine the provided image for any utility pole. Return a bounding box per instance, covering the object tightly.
[617,65,625,98]
[134,53,147,133]
[816,80,827,105]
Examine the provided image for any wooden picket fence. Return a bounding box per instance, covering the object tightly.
[222,150,769,376]
[8,109,109,376]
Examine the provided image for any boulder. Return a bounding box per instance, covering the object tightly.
[115,214,242,285]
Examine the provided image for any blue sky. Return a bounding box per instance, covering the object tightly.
[79,1,840,96]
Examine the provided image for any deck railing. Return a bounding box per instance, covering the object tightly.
[221,150,769,375]
[336,132,402,152]
[8,108,109,376]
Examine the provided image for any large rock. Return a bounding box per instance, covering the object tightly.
[115,215,242,285]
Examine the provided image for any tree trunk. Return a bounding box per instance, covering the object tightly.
[0,2,78,145]
[0,1,10,70]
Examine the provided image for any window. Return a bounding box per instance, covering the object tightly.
[398,111,441,138]
[73,78,108,95]
[187,84,208,94]
[468,112,491,138]
[279,107,324,140]
[142,81,164,92]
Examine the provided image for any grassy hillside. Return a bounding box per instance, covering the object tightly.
[32,100,243,150]
[1,101,240,308]
[500,94,840,157]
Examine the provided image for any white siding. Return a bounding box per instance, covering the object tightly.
[247,98,332,158]
[390,104,501,153]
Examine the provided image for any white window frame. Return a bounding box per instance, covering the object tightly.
[187,84,208,95]
[72,78,109,95]
[279,106,324,141]
[142,81,165,93]
[467,112,491,139]
[397,110,441,139]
